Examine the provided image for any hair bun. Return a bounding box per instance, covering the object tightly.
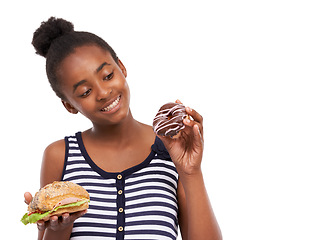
[32,17,74,57]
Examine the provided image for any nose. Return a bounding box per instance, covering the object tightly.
[95,82,112,101]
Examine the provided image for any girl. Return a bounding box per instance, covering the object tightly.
[24,17,222,240]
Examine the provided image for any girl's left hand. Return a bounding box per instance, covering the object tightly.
[158,100,204,176]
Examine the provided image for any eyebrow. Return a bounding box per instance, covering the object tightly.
[96,62,110,73]
[73,79,87,93]
[72,62,111,93]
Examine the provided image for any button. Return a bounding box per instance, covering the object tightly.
[118,190,123,195]
[117,174,122,180]
[119,208,124,213]
[118,226,124,232]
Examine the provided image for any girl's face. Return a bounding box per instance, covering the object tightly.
[58,45,131,126]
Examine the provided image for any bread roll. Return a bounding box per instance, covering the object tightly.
[28,181,90,213]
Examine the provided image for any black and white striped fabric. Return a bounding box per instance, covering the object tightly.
[62,132,179,240]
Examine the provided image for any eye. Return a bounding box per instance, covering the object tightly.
[80,89,91,97]
[104,71,114,81]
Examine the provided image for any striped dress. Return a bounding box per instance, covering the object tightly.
[61,132,179,240]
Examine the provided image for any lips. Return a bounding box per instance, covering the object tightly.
[100,95,121,112]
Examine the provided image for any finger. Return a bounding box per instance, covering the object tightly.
[183,117,200,131]
[49,215,59,230]
[193,124,204,144]
[192,124,204,153]
[61,213,70,225]
[183,117,204,141]
[37,220,46,231]
[69,209,88,222]
[183,117,193,127]
[175,99,183,104]
[37,227,45,240]
[185,107,203,124]
[24,192,32,205]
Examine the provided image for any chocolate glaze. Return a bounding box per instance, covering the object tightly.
[153,102,187,137]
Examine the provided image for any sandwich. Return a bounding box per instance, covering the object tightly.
[21,181,90,225]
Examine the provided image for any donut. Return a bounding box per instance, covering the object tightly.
[153,102,188,137]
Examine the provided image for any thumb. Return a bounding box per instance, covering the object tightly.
[24,192,33,205]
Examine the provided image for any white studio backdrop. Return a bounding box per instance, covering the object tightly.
[1,0,311,239]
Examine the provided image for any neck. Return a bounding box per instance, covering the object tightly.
[87,110,140,144]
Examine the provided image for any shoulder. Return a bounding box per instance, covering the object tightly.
[43,139,65,159]
[40,139,66,187]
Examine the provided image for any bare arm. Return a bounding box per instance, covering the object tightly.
[177,171,221,240]
[25,140,86,240]
[160,103,222,240]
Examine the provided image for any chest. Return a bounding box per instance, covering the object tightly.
[84,141,152,173]
[64,153,179,240]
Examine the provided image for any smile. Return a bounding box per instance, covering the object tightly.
[101,95,121,112]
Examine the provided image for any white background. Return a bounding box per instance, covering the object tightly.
[1,0,312,239]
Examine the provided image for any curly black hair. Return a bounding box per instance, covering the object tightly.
[32,17,118,100]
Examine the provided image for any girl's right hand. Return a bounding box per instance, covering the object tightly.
[24,192,87,232]
[36,210,87,232]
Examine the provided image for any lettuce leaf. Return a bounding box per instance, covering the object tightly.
[21,199,89,225]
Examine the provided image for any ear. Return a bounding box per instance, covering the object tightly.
[62,100,78,114]
[118,59,127,78]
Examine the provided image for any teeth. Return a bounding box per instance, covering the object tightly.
[102,96,121,112]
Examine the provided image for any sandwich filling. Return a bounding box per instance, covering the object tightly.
[21,198,89,225]
[51,197,81,211]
